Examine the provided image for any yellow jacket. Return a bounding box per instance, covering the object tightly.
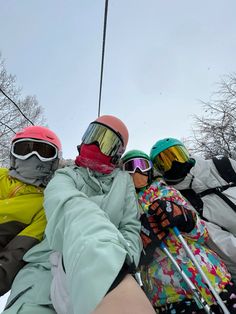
[0,168,46,295]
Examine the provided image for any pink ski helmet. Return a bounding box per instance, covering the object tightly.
[12,125,62,158]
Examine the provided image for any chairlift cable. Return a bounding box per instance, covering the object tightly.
[98,0,109,117]
[0,87,34,125]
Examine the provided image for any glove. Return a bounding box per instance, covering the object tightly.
[140,213,168,249]
[139,213,168,265]
[148,199,196,233]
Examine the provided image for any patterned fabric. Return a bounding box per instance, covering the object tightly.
[154,282,236,313]
[154,298,207,313]
[138,178,231,308]
[212,281,236,313]
[138,177,192,213]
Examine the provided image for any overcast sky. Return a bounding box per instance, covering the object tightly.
[1,0,236,309]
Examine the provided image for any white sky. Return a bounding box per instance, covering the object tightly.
[0,0,236,309]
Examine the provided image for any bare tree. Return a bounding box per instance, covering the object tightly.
[190,73,236,159]
[0,53,45,167]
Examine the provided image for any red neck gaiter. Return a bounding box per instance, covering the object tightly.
[75,144,115,174]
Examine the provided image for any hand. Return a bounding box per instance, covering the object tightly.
[148,199,196,233]
[139,213,168,265]
[140,213,168,249]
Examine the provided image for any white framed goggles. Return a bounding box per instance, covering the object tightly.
[122,158,152,174]
[11,138,58,162]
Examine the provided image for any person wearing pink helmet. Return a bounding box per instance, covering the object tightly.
[2,115,155,314]
[45,115,155,314]
[0,125,61,297]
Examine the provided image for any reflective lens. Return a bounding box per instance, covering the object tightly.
[11,139,58,161]
[122,158,152,173]
[82,122,124,157]
[153,145,190,173]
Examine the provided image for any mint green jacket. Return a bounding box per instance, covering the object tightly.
[4,166,141,314]
[44,166,142,314]
[4,238,53,312]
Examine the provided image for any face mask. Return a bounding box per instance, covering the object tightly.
[132,172,149,189]
[9,155,55,186]
[164,160,195,184]
[75,144,115,174]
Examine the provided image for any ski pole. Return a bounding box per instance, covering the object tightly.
[172,226,230,314]
[160,242,213,314]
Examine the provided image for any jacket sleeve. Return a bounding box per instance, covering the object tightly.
[118,176,142,267]
[205,221,236,264]
[0,209,46,296]
[44,168,139,312]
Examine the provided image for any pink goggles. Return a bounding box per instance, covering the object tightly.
[122,158,152,173]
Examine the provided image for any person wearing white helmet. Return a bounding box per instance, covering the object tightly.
[3,115,155,314]
[0,125,62,296]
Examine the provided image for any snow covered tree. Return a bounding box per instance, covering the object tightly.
[190,73,236,159]
[0,53,45,167]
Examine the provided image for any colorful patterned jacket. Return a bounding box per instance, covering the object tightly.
[138,178,231,308]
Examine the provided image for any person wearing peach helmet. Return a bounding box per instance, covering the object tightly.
[45,114,155,314]
[2,115,155,314]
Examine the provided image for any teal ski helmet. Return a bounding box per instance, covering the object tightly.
[150,138,192,175]
[150,138,185,162]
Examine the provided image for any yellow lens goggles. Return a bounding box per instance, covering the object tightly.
[82,122,124,157]
[153,145,190,173]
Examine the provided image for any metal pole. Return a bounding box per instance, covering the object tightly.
[173,227,230,314]
[160,242,213,313]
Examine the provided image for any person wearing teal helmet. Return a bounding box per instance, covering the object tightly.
[121,149,236,313]
[150,138,195,184]
[150,137,236,284]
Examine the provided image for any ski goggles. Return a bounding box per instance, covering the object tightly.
[11,138,58,162]
[122,158,152,174]
[152,145,190,173]
[81,122,124,157]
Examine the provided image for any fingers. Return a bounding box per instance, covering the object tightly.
[149,201,159,211]
[148,203,164,217]
[140,233,152,248]
[171,203,184,217]
[160,218,170,228]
